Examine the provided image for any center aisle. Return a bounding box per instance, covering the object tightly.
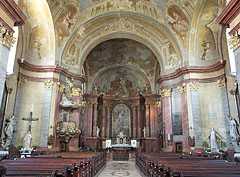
[98,161,143,177]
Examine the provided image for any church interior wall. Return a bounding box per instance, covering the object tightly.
[15,81,44,147]
[198,82,227,150]
[1,0,239,154]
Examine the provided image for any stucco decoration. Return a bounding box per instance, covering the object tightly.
[93,67,149,97]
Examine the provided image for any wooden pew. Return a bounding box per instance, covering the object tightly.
[0,152,106,177]
[136,152,240,177]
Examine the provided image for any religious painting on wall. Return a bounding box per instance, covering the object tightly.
[112,104,131,137]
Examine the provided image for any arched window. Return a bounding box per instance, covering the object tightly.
[7,27,19,75]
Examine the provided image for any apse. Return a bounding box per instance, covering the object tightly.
[84,38,159,95]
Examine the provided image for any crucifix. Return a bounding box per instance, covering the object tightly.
[22,112,39,132]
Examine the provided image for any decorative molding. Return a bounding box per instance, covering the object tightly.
[18,77,27,86]
[217,78,226,88]
[18,59,86,83]
[216,0,240,29]
[157,60,226,84]
[0,0,27,26]
[102,16,143,34]
[2,30,16,48]
[160,88,172,97]
[177,83,186,93]
[189,82,199,91]
[228,32,240,51]
[44,80,54,89]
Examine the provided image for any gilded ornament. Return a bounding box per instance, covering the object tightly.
[0,23,6,37]
[177,83,186,93]
[189,82,199,91]
[217,78,226,88]
[228,33,240,51]
[74,100,87,107]
[18,77,27,87]
[160,88,172,97]
[2,31,16,48]
[155,101,161,108]
[44,80,54,89]
[72,87,83,96]
[56,82,65,92]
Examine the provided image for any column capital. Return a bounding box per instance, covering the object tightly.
[189,82,199,91]
[2,30,16,49]
[228,31,240,52]
[44,80,54,89]
[18,77,27,87]
[217,78,226,88]
[160,88,172,97]
[177,83,186,93]
[0,23,7,37]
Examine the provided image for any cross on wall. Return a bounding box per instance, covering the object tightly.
[22,112,39,132]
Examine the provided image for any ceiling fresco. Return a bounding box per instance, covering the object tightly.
[85,38,158,77]
[84,38,158,94]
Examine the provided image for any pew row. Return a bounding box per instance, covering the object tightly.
[0,152,106,177]
[136,152,240,177]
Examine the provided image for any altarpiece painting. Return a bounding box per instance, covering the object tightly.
[112,104,131,137]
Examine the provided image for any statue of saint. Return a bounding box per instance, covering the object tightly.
[96,126,100,138]
[24,131,32,149]
[143,127,146,138]
[4,115,15,139]
[60,78,74,106]
[208,128,220,152]
[227,115,240,141]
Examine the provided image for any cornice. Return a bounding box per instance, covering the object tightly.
[0,0,27,27]
[216,0,240,28]
[18,59,86,83]
[157,60,226,84]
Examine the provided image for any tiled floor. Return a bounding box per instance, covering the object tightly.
[98,161,143,177]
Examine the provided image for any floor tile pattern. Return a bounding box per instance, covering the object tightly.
[98,161,142,177]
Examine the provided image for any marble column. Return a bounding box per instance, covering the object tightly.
[145,104,150,138]
[190,82,203,149]
[39,88,52,147]
[133,106,137,138]
[0,43,10,109]
[106,106,110,138]
[88,104,93,137]
[232,38,240,95]
[12,84,23,144]
[218,78,232,149]
[150,104,155,137]
[178,84,190,151]
[101,106,106,137]
[137,106,142,138]
[92,104,98,137]
[161,88,173,151]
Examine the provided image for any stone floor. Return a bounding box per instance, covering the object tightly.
[98,161,143,177]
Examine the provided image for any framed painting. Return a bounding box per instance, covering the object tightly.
[112,104,131,137]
